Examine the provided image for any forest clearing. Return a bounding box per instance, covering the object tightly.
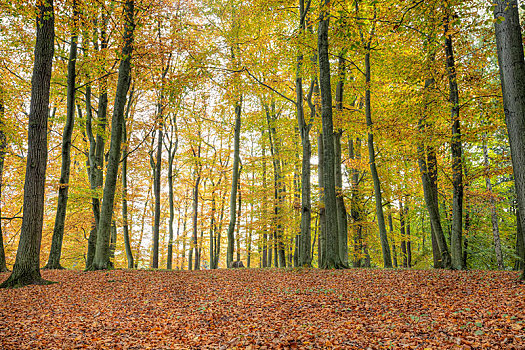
[1,268,524,349]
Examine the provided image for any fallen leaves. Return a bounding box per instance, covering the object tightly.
[0,269,524,349]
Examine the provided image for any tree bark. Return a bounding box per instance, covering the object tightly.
[91,0,134,270]
[318,0,343,269]
[493,0,525,279]
[349,137,364,268]
[45,0,78,270]
[1,0,55,287]
[227,99,242,268]
[444,12,464,270]
[0,89,8,272]
[151,115,163,269]
[364,50,392,268]
[121,88,135,269]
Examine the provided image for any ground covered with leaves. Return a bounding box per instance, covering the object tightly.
[0,269,524,349]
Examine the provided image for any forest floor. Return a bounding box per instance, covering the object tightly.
[0,269,524,349]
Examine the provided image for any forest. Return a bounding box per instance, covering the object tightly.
[2,0,525,348]
[1,0,525,283]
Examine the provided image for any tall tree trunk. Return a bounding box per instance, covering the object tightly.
[261,129,268,268]
[236,179,242,262]
[265,102,287,267]
[516,209,524,271]
[493,0,525,280]
[0,89,8,272]
[417,75,452,269]
[389,211,398,268]
[482,135,504,269]
[400,201,407,268]
[121,89,134,269]
[317,133,326,268]
[349,137,364,268]
[91,0,134,270]
[45,0,78,270]
[334,50,348,266]
[295,0,313,268]
[86,14,109,270]
[364,49,392,268]
[318,0,343,268]
[227,99,242,267]
[1,0,55,288]
[444,12,464,270]
[151,118,163,269]
[109,220,117,267]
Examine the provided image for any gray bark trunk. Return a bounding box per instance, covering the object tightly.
[317,133,326,268]
[493,0,525,279]
[45,0,78,270]
[349,138,364,268]
[227,99,242,268]
[482,135,504,269]
[364,50,392,268]
[151,118,163,269]
[121,89,134,269]
[0,90,8,272]
[91,0,134,270]
[318,0,343,268]
[444,13,464,270]
[1,0,55,287]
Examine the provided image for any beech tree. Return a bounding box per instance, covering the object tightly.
[1,0,55,287]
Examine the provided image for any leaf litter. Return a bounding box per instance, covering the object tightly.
[0,269,524,349]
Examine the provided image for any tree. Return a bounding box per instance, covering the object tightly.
[1,0,55,287]
[91,0,135,270]
[318,0,344,269]
[45,0,79,270]
[0,88,8,272]
[493,0,525,280]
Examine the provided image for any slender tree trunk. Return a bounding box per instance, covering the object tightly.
[261,130,268,268]
[121,89,134,269]
[406,207,412,268]
[318,0,343,268]
[317,133,326,267]
[482,136,504,269]
[86,15,109,270]
[1,0,55,288]
[364,50,392,268]
[227,99,242,267]
[388,212,398,268]
[45,0,78,270]
[335,49,348,267]
[349,137,363,268]
[516,209,524,271]
[151,117,163,269]
[236,180,242,262]
[109,220,117,267]
[493,0,525,279]
[91,0,134,270]
[0,90,8,272]
[444,12,464,270]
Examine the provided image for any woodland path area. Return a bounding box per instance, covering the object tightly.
[0,269,524,349]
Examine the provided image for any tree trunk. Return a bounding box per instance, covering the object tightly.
[86,15,109,270]
[45,0,78,270]
[91,0,134,270]
[1,0,55,287]
[364,50,392,268]
[349,137,364,268]
[0,90,8,272]
[482,136,504,269]
[236,179,242,263]
[516,209,524,271]
[493,0,525,280]
[389,212,398,268]
[318,0,343,269]
[317,133,326,268]
[109,220,117,267]
[227,99,242,268]
[121,90,134,269]
[151,118,163,269]
[444,12,464,270]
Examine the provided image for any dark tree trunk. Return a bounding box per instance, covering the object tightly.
[261,130,268,268]
[516,209,524,271]
[91,0,134,270]
[227,99,242,268]
[109,221,117,267]
[317,133,326,268]
[1,0,55,288]
[151,118,163,269]
[417,76,452,269]
[349,137,364,268]
[493,0,525,279]
[444,12,464,270]
[0,90,8,272]
[389,212,398,268]
[318,0,343,268]
[121,89,135,269]
[364,50,392,268]
[45,0,78,270]
[86,15,109,270]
